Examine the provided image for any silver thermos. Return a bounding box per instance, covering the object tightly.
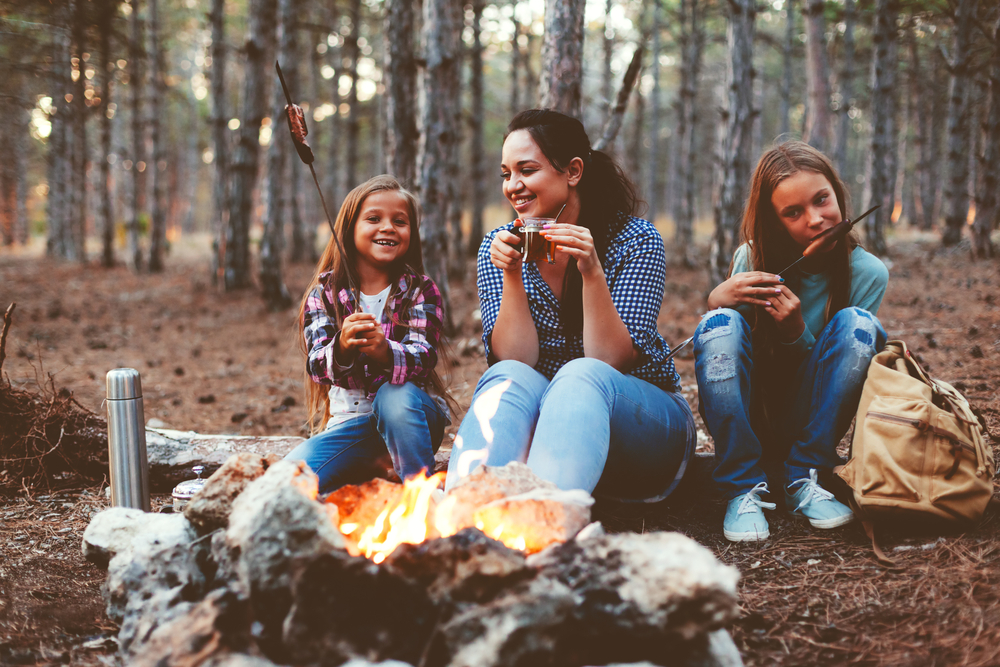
[106,368,150,511]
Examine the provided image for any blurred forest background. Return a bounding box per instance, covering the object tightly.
[1,0,999,313]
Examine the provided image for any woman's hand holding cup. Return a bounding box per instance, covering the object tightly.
[490,218,525,273]
[540,223,600,276]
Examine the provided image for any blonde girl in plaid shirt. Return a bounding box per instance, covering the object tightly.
[285,176,450,493]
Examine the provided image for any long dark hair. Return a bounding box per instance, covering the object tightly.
[505,109,640,335]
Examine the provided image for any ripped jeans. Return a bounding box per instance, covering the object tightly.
[694,307,886,500]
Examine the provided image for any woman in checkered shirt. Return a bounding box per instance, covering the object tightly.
[445,109,695,501]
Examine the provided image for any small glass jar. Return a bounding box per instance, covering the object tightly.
[171,465,206,512]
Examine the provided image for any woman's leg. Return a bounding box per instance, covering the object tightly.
[693,308,767,500]
[284,416,385,493]
[372,382,448,481]
[445,360,549,490]
[781,307,887,485]
[526,357,695,501]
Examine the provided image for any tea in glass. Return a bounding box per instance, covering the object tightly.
[521,218,556,264]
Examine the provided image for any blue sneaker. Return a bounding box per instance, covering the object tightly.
[785,469,854,529]
[724,482,776,542]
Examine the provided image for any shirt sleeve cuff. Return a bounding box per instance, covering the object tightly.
[330,332,355,371]
[780,326,816,355]
[387,339,409,383]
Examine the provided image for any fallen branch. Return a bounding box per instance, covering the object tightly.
[0,302,14,376]
[593,43,645,152]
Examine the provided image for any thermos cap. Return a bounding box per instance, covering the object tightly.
[107,368,142,400]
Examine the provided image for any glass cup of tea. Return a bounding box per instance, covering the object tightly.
[520,218,556,264]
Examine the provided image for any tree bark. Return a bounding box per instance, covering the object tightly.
[593,44,644,152]
[345,0,361,189]
[941,0,978,246]
[833,0,855,183]
[209,0,229,283]
[779,0,794,138]
[673,0,704,268]
[468,0,487,256]
[224,0,278,290]
[325,0,343,211]
[47,4,73,259]
[417,0,461,330]
[128,0,146,271]
[148,0,167,272]
[384,0,420,187]
[972,15,1000,258]
[70,0,89,263]
[538,0,585,118]
[282,0,307,265]
[863,0,898,257]
[647,0,663,224]
[802,0,832,151]
[509,4,522,118]
[711,0,756,287]
[911,27,933,230]
[602,0,614,123]
[98,1,116,267]
[260,0,296,310]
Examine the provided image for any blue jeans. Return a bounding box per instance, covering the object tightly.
[694,307,886,500]
[285,382,447,493]
[445,358,695,502]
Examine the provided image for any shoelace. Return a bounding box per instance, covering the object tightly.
[786,468,834,512]
[737,481,777,515]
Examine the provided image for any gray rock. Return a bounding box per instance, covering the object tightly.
[184,452,283,533]
[530,530,740,641]
[224,460,345,654]
[340,661,415,667]
[145,428,303,491]
[472,487,593,554]
[82,507,195,569]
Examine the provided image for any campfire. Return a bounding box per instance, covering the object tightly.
[82,455,744,667]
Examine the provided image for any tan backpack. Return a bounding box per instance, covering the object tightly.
[838,340,995,563]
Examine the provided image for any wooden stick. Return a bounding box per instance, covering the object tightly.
[0,302,15,377]
[593,43,646,152]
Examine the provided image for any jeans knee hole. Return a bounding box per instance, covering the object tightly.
[705,353,737,382]
[704,312,731,330]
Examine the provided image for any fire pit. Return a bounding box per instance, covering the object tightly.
[82,455,744,667]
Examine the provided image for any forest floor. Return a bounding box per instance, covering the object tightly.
[1,229,999,666]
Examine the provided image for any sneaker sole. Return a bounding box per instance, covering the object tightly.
[789,511,854,529]
[724,527,770,542]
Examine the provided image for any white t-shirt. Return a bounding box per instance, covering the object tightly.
[325,285,391,429]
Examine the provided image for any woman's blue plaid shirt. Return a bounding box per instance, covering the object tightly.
[477,216,681,392]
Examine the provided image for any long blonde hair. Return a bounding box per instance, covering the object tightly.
[299,175,449,434]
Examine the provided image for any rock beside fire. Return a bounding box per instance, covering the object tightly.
[82,506,195,569]
[472,487,594,554]
[438,463,558,532]
[184,452,283,533]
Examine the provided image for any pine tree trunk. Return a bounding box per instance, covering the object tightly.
[70,0,89,263]
[345,0,361,189]
[224,0,278,290]
[148,0,167,272]
[780,0,795,137]
[941,0,978,246]
[538,0,585,118]
[711,0,756,286]
[46,11,72,258]
[128,0,145,271]
[833,0,855,183]
[468,0,487,256]
[802,0,831,151]
[325,0,342,210]
[602,0,614,123]
[646,0,663,224]
[417,0,461,330]
[673,0,703,268]
[929,47,948,227]
[911,29,933,230]
[972,16,1000,258]
[281,0,307,265]
[447,46,465,279]
[99,5,116,267]
[306,23,323,261]
[384,0,419,187]
[1,103,13,245]
[509,6,522,118]
[209,0,229,282]
[15,99,29,245]
[260,0,296,310]
[863,0,898,257]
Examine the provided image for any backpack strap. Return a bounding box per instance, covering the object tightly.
[848,497,898,568]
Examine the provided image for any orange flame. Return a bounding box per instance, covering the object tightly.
[348,470,446,564]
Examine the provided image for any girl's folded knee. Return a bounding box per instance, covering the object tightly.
[694,308,748,350]
[829,307,884,355]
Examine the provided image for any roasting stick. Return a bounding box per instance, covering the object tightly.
[276,61,359,310]
[664,205,881,363]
